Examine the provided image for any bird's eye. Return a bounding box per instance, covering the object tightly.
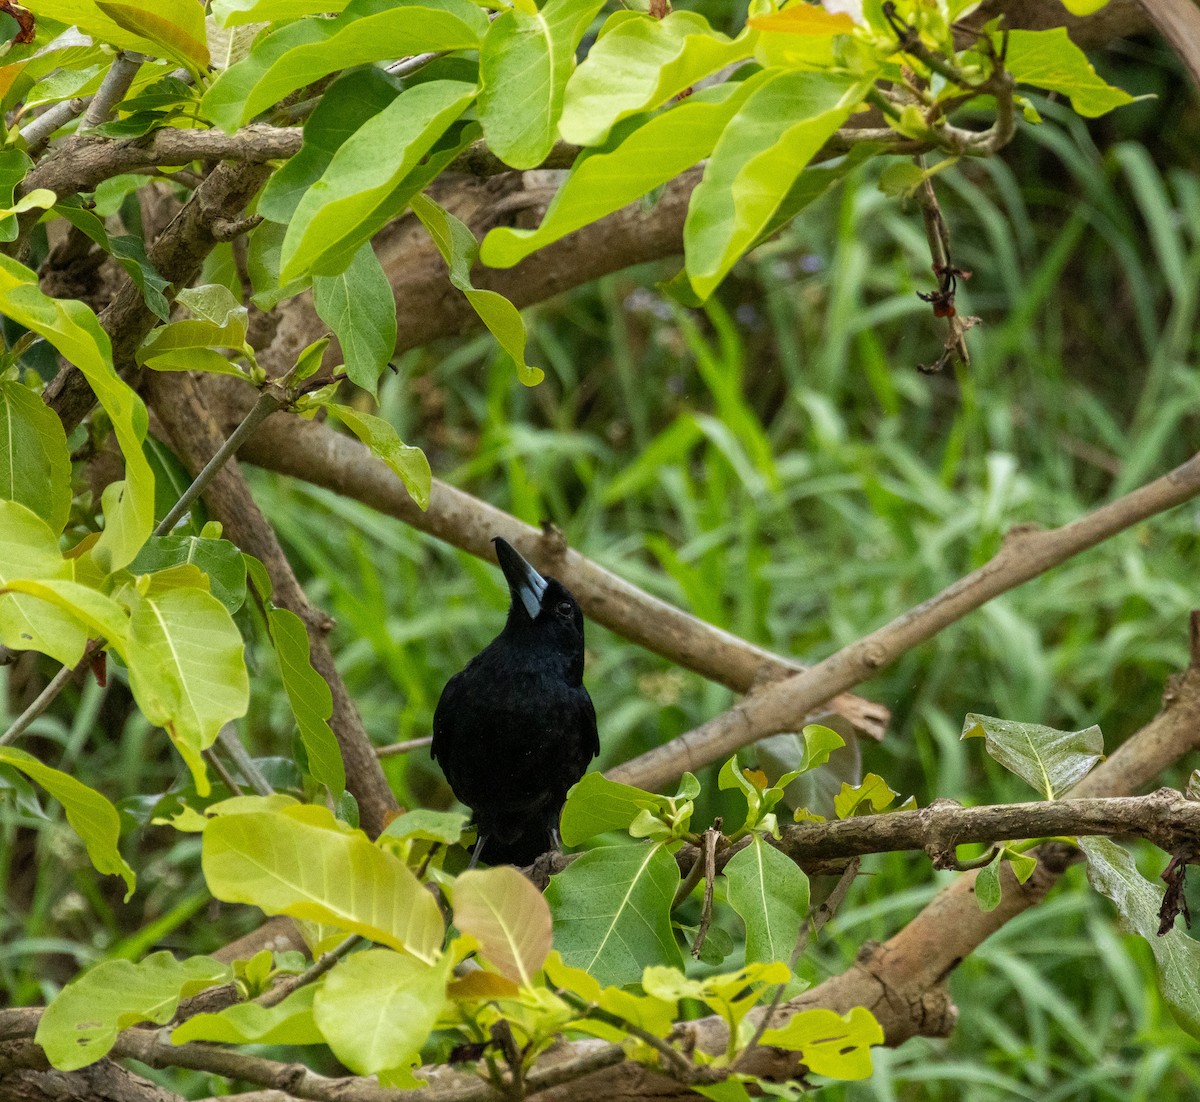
[556,600,573,617]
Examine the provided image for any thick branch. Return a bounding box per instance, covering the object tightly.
[611,451,1200,791]
[219,387,885,737]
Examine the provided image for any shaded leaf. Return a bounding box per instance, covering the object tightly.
[1079,837,1200,1038]
[266,606,345,795]
[129,534,248,613]
[559,771,661,845]
[962,713,1104,800]
[94,0,209,70]
[0,746,135,898]
[171,983,324,1045]
[313,241,396,396]
[0,379,71,533]
[723,835,808,965]
[410,192,540,385]
[545,842,682,986]
[380,808,469,845]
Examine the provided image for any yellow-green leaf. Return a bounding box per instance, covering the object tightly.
[94,0,209,70]
[758,1006,883,1080]
[451,867,552,985]
[0,379,71,533]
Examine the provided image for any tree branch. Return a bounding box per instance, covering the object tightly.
[610,450,1200,791]
[219,386,885,738]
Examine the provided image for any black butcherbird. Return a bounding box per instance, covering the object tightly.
[432,537,598,866]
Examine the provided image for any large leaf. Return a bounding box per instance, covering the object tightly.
[279,79,477,281]
[201,805,444,962]
[0,747,135,898]
[201,0,486,131]
[478,0,605,169]
[94,0,209,71]
[409,192,541,386]
[266,606,345,796]
[1,577,130,652]
[482,77,762,270]
[212,0,352,25]
[128,534,248,614]
[758,1006,883,1080]
[171,983,324,1045]
[560,10,754,146]
[545,842,682,986]
[258,66,402,225]
[452,866,552,985]
[723,835,809,966]
[962,713,1104,800]
[120,585,249,795]
[320,404,431,511]
[312,241,396,396]
[0,255,153,571]
[0,500,88,665]
[1005,28,1134,118]
[1079,837,1200,1038]
[21,0,175,58]
[559,771,662,845]
[35,952,231,1070]
[313,949,453,1078]
[684,69,863,300]
[0,379,71,532]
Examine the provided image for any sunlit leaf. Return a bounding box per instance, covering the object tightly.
[758,1005,883,1080]
[0,379,71,533]
[559,772,662,845]
[93,0,209,70]
[1004,28,1134,118]
[748,6,855,35]
[320,404,431,511]
[452,866,552,985]
[171,983,324,1045]
[36,952,230,1070]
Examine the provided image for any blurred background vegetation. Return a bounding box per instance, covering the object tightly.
[4,9,1200,1099]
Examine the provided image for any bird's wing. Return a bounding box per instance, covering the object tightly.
[430,670,466,762]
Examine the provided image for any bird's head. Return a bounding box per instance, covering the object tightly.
[493,537,585,652]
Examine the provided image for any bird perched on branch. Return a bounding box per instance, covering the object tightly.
[432,536,598,866]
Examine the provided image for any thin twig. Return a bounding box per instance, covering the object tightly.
[155,388,284,536]
[691,826,720,959]
[217,722,275,796]
[19,97,90,155]
[258,935,361,1009]
[376,735,434,758]
[205,746,243,795]
[0,658,81,746]
[81,52,145,129]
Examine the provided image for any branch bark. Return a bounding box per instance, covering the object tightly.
[611,450,1200,791]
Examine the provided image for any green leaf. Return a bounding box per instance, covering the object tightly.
[560,10,754,147]
[684,69,864,301]
[545,842,683,986]
[313,948,453,1078]
[21,0,180,58]
[279,79,477,282]
[0,500,88,665]
[212,0,352,24]
[0,379,71,533]
[1079,837,1200,1038]
[409,192,541,386]
[758,1006,883,1080]
[1059,0,1112,12]
[832,773,903,818]
[723,835,809,965]
[719,753,764,833]
[0,255,153,572]
[0,746,136,899]
[129,534,248,613]
[201,0,486,131]
[201,805,445,962]
[258,67,402,226]
[559,772,665,845]
[266,606,345,796]
[962,713,1104,800]
[1,577,131,652]
[321,405,431,511]
[0,150,34,244]
[975,849,1003,912]
[379,808,469,845]
[482,78,762,269]
[451,866,552,985]
[35,952,230,1070]
[93,0,209,70]
[1004,28,1134,118]
[120,585,249,796]
[171,983,324,1045]
[478,0,605,169]
[312,242,396,396]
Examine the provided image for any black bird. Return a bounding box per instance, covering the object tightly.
[432,537,598,866]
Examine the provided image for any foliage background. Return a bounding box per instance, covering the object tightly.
[3,5,1200,1099]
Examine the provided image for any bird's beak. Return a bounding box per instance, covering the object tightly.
[493,537,548,620]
